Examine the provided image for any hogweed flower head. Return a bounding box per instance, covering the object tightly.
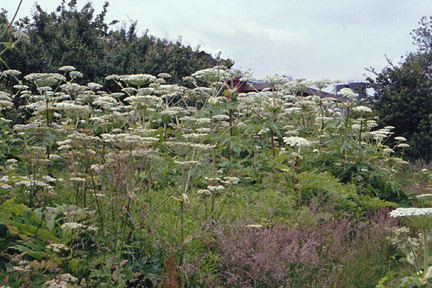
[70,71,83,79]
[212,114,230,121]
[25,73,66,87]
[337,88,358,101]
[87,82,103,90]
[2,69,22,77]
[59,66,76,72]
[390,208,432,228]
[352,105,373,113]
[207,185,225,194]
[122,87,137,95]
[158,72,171,79]
[397,143,410,148]
[119,74,156,86]
[13,84,29,90]
[192,66,233,83]
[222,176,240,186]
[61,222,86,230]
[395,136,407,142]
[283,136,312,148]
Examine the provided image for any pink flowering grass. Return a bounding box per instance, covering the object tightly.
[208,208,397,287]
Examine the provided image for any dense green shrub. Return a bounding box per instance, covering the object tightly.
[367,17,432,161]
[0,0,232,85]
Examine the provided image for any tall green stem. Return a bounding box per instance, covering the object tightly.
[424,228,429,276]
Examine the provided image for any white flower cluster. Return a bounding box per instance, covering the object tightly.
[24,73,66,87]
[395,136,407,142]
[221,176,240,185]
[155,84,183,95]
[236,91,272,112]
[102,133,158,149]
[61,222,86,230]
[258,75,290,86]
[337,88,358,101]
[390,207,432,228]
[192,66,233,83]
[212,114,230,121]
[367,126,394,141]
[160,107,189,118]
[397,143,410,148]
[54,102,92,115]
[165,141,213,155]
[352,105,373,113]
[57,133,101,149]
[124,95,163,108]
[207,185,225,193]
[121,87,137,95]
[87,82,103,90]
[92,95,119,109]
[0,92,13,109]
[70,71,83,79]
[0,175,54,190]
[195,118,211,126]
[390,208,432,218]
[158,72,171,79]
[59,65,76,72]
[13,84,29,90]
[118,74,156,86]
[283,136,312,148]
[2,69,22,77]
[137,87,155,95]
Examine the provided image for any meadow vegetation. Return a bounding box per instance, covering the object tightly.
[0,65,428,287]
[1,1,432,287]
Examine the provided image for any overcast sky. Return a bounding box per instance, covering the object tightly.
[3,0,432,81]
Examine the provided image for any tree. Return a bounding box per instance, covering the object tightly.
[0,0,24,68]
[1,0,232,84]
[367,18,432,160]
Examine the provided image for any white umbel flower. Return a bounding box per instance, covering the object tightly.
[337,88,358,100]
[390,207,432,228]
[390,208,432,217]
[352,105,372,113]
[59,65,76,72]
[119,74,156,86]
[395,136,407,142]
[283,136,312,148]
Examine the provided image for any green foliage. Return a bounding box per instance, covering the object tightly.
[0,0,23,69]
[296,171,397,213]
[297,170,357,206]
[368,16,432,161]
[0,198,56,270]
